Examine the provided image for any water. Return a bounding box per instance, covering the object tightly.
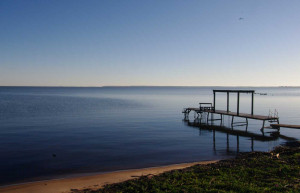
[0,86,299,185]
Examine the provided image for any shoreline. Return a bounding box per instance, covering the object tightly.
[0,160,218,193]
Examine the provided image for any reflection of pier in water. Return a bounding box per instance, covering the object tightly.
[183,118,296,154]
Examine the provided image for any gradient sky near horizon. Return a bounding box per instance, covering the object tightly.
[1,0,300,86]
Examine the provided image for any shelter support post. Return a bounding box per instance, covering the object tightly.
[227,92,229,112]
[251,92,254,115]
[237,92,240,115]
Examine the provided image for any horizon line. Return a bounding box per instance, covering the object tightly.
[0,85,298,88]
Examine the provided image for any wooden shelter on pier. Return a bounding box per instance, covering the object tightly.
[183,89,279,129]
[213,90,254,115]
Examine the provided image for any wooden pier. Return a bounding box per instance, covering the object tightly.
[183,90,279,129]
[271,124,300,129]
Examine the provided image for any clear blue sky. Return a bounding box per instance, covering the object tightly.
[1,0,300,86]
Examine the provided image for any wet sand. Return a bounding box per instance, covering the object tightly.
[0,160,217,193]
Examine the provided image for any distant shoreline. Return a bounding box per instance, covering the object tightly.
[0,160,218,193]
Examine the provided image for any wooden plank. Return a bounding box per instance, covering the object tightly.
[207,110,277,121]
[213,89,255,93]
[185,108,199,111]
[183,108,279,121]
[183,108,278,121]
[271,124,300,129]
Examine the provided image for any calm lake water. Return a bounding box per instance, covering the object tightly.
[0,86,299,185]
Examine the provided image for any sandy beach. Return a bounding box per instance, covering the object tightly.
[0,160,217,193]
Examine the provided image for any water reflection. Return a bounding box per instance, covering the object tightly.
[183,117,296,155]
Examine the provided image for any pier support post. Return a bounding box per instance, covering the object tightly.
[213,91,216,112]
[237,92,240,115]
[261,120,265,130]
[251,92,254,115]
[227,92,229,112]
[220,114,223,125]
[207,112,209,123]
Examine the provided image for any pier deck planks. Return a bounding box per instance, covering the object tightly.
[184,108,278,121]
[271,124,300,129]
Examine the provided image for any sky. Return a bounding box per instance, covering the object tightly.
[1,0,300,87]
